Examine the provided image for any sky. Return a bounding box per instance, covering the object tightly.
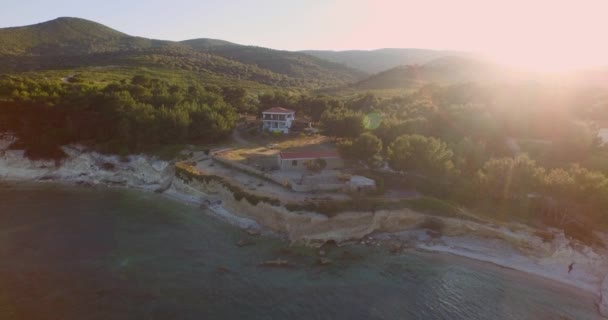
[3,0,608,70]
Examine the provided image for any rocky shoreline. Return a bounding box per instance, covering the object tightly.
[1,137,607,317]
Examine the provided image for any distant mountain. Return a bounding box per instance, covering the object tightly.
[184,39,366,86]
[354,56,508,90]
[0,17,364,88]
[300,48,466,73]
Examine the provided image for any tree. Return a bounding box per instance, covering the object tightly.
[374,117,429,146]
[300,96,330,122]
[344,133,383,167]
[346,93,379,113]
[304,158,327,174]
[257,91,297,114]
[300,158,327,184]
[541,168,575,200]
[452,137,488,175]
[387,134,455,178]
[221,87,248,113]
[476,154,544,200]
[319,108,367,139]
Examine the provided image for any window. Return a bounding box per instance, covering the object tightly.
[292,160,298,166]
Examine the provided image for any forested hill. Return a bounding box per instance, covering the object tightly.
[301,48,466,73]
[0,17,364,88]
[0,17,180,56]
[353,56,512,90]
[183,39,366,87]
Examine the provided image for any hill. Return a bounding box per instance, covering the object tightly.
[301,48,465,73]
[353,56,510,90]
[0,18,364,88]
[0,17,179,56]
[185,39,366,87]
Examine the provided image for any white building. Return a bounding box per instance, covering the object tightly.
[262,107,295,133]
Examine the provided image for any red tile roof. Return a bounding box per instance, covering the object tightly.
[279,151,340,160]
[263,107,295,114]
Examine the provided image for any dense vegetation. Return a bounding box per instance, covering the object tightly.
[187,40,366,86]
[3,16,608,240]
[0,17,364,89]
[312,83,608,237]
[0,75,238,158]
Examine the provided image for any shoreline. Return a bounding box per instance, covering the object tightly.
[1,142,607,317]
[6,177,606,290]
[3,176,608,317]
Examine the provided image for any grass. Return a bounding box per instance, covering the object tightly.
[220,130,333,167]
[285,196,466,218]
[317,86,418,98]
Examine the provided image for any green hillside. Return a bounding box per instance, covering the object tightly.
[185,39,366,86]
[0,18,363,88]
[0,17,179,56]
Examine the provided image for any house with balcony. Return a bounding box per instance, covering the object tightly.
[262,107,295,133]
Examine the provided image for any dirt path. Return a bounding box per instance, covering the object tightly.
[231,124,253,146]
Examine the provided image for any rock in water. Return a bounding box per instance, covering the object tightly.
[236,239,255,247]
[259,258,293,268]
[317,257,332,266]
[600,274,608,317]
[246,228,261,236]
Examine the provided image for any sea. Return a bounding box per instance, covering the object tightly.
[0,182,602,319]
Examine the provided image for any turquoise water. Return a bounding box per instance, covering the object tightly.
[0,183,602,319]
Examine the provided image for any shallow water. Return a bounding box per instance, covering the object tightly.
[0,183,602,319]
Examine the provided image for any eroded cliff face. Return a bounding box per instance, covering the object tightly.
[0,135,173,190]
[600,275,608,317]
[175,176,608,312]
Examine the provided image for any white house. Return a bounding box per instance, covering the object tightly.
[262,107,295,133]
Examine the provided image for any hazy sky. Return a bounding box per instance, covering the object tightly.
[3,0,608,69]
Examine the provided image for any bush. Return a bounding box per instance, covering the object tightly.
[563,221,605,248]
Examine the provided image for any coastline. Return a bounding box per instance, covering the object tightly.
[1,140,607,317]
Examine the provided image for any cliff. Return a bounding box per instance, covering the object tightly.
[0,134,172,190]
[171,175,608,317]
